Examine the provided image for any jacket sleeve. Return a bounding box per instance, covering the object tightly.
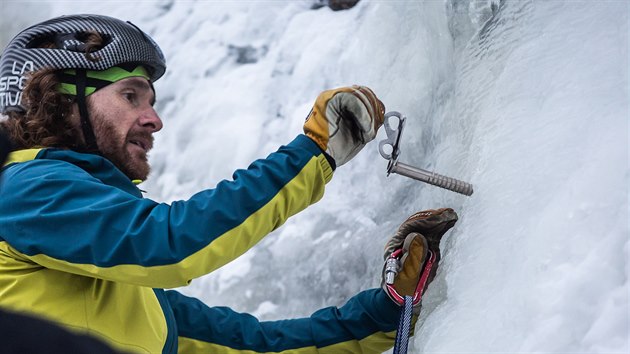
[0,135,333,288]
[165,288,400,354]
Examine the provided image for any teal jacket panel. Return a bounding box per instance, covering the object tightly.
[0,134,333,288]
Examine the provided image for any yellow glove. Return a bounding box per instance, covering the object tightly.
[382,208,458,313]
[303,85,385,166]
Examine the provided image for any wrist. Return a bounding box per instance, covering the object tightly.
[304,134,336,171]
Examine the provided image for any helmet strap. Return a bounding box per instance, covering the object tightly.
[75,69,99,153]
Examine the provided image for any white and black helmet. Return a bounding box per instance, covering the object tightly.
[0,14,166,114]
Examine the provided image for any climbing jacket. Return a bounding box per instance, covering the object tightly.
[0,135,399,353]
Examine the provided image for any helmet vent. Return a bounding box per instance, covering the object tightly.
[25,33,57,49]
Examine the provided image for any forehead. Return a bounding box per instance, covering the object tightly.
[101,76,156,103]
[113,77,153,92]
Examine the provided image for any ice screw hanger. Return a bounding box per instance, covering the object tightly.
[378,112,474,196]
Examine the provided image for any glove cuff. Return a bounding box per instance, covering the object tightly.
[321,150,336,171]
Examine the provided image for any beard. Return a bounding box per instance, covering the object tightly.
[90,111,153,181]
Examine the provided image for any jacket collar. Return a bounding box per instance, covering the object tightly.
[5,148,143,197]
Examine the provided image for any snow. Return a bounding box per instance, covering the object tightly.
[2,0,627,352]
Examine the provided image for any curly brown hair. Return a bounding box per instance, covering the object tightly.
[0,31,105,150]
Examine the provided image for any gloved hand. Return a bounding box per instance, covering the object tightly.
[382,208,458,313]
[303,85,385,166]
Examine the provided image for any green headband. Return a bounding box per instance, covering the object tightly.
[58,66,150,96]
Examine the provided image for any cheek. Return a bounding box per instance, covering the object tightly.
[113,111,138,137]
[91,114,127,148]
[100,112,133,137]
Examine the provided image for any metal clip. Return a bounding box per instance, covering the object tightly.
[378,112,474,196]
[384,256,400,285]
[384,247,437,307]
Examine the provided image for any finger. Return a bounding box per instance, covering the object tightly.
[349,86,381,130]
[353,85,385,128]
[384,233,406,260]
[397,208,458,239]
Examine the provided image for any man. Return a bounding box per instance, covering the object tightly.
[0,14,457,353]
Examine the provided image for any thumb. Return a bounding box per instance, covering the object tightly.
[393,233,429,297]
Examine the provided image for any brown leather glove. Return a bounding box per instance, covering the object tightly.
[382,208,458,313]
[303,85,385,166]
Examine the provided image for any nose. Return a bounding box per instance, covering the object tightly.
[138,107,163,133]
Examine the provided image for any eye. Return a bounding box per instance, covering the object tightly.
[122,91,136,103]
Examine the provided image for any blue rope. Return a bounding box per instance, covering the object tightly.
[393,295,413,354]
